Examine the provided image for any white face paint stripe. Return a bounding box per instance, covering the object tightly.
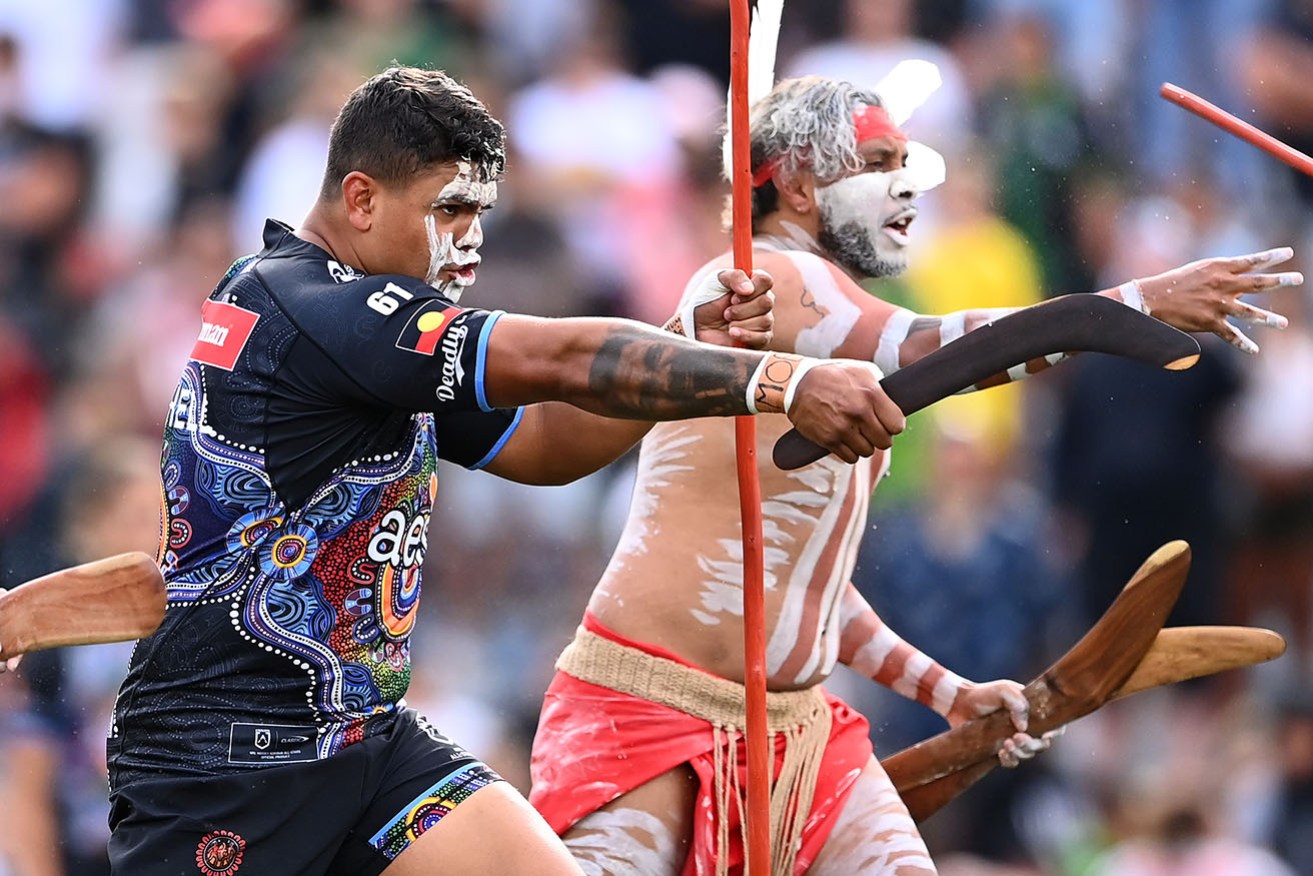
[874,308,915,374]
[423,213,452,290]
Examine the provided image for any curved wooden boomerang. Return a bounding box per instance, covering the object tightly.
[0,552,165,658]
[893,623,1286,822]
[773,293,1201,470]
[879,540,1191,796]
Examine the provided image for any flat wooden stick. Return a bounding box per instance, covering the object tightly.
[0,552,166,658]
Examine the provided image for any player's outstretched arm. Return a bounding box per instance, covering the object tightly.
[481,315,903,466]
[483,269,776,485]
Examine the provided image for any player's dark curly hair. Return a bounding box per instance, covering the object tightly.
[320,66,507,199]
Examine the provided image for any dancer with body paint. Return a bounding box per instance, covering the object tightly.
[527,75,1301,876]
[102,67,912,876]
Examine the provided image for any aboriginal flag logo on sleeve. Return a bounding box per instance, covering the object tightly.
[396,300,462,356]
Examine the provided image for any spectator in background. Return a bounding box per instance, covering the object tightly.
[0,437,162,875]
[506,0,684,318]
[1265,691,1313,872]
[231,47,366,252]
[904,141,1045,468]
[0,664,62,876]
[786,0,974,150]
[972,10,1098,295]
[1221,281,1313,669]
[1243,0,1313,239]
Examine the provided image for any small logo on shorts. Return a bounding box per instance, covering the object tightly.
[196,829,245,875]
[254,729,271,750]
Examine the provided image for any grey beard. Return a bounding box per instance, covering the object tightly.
[818,220,906,279]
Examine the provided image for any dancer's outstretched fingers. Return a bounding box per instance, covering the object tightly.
[1230,298,1290,328]
[1226,245,1295,273]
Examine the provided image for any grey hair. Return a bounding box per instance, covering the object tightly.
[746,76,886,226]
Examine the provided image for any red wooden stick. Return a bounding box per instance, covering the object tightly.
[1160,82,1313,177]
[729,0,771,872]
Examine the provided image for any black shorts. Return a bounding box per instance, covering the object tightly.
[107,709,502,876]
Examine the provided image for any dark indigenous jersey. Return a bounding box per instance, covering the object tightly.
[109,220,522,787]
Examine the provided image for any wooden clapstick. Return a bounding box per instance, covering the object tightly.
[773,294,1200,470]
[892,624,1285,822]
[0,552,166,658]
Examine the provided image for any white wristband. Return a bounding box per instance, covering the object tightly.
[745,353,821,414]
[677,270,737,342]
[1118,279,1149,315]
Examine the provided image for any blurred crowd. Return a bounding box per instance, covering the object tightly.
[3,0,1313,873]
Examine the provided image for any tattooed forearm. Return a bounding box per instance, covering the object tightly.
[585,325,758,419]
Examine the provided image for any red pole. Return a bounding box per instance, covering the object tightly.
[729,1,771,873]
[1160,82,1313,177]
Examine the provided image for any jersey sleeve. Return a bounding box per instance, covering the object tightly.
[434,406,525,469]
[289,274,509,415]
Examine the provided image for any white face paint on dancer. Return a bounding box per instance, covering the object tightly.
[424,160,496,302]
[815,165,919,280]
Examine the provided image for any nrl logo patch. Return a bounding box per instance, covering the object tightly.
[327,260,362,283]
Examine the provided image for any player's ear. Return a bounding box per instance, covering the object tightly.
[342,171,377,232]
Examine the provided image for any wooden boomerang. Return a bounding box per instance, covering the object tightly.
[878,540,1191,799]
[0,552,165,658]
[892,624,1286,822]
[773,293,1200,470]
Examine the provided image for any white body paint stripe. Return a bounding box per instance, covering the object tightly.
[938,310,968,346]
[791,253,863,358]
[874,308,915,375]
[931,672,962,716]
[891,651,932,700]
[852,620,900,673]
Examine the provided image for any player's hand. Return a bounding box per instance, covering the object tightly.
[944,679,1060,768]
[0,588,19,673]
[1134,246,1300,354]
[785,361,904,463]
[687,268,775,349]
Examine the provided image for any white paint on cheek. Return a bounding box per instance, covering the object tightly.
[565,808,683,875]
[789,252,862,359]
[424,213,455,290]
